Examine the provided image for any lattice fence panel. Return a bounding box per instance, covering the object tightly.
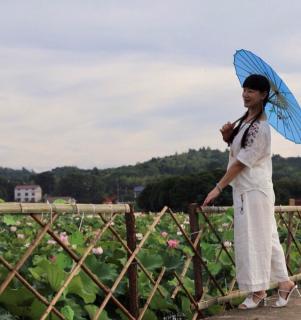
[1,203,301,319]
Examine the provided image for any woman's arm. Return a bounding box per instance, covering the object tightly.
[202,160,246,206]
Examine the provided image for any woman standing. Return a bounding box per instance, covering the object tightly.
[202,74,297,309]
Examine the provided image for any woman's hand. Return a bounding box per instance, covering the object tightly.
[202,187,221,207]
[220,122,234,143]
[202,160,246,207]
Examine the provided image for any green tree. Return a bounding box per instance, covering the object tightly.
[33,171,56,195]
[57,172,104,203]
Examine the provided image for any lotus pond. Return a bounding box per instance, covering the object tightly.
[0,208,297,319]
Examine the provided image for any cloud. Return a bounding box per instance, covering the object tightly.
[0,1,300,60]
[0,47,237,170]
[0,1,300,171]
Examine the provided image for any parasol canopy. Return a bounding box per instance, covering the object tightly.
[233,49,301,144]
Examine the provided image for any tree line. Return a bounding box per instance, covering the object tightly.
[0,148,300,210]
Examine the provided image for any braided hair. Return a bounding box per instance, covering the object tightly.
[229,74,270,148]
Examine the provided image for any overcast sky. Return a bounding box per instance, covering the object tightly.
[0,0,300,172]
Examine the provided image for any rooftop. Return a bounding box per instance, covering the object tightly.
[15,185,41,190]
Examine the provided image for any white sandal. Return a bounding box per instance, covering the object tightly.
[273,284,301,308]
[238,292,267,309]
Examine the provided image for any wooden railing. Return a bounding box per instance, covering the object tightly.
[0,203,300,319]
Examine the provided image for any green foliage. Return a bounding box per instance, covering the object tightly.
[181,296,193,319]
[1,212,213,318]
[68,272,99,304]
[0,287,60,320]
[29,259,67,291]
[141,309,157,320]
[34,171,55,195]
[207,304,224,315]
[61,305,75,320]
[0,149,300,208]
[137,169,233,211]
[3,215,19,226]
[138,249,164,271]
[69,230,85,247]
[207,261,222,276]
[1,191,301,318]
[85,255,118,284]
[53,198,68,204]
[84,305,109,320]
[55,253,73,270]
[149,293,177,312]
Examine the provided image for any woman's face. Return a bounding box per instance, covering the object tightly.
[242,87,266,109]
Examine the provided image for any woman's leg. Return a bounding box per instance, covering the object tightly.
[234,189,296,307]
[234,189,273,292]
[270,213,290,283]
[269,195,295,300]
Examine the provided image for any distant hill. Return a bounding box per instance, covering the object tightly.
[0,167,34,181]
[100,147,229,176]
[0,147,300,207]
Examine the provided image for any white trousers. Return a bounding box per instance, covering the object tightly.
[233,188,289,291]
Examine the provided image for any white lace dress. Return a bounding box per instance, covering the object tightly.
[228,119,289,291]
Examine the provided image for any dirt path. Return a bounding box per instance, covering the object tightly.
[205,295,301,320]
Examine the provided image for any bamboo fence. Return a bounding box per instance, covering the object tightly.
[0,202,300,319]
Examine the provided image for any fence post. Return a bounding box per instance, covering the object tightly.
[125,204,139,318]
[188,203,203,301]
[286,211,293,267]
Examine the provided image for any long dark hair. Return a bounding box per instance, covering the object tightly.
[229,74,270,148]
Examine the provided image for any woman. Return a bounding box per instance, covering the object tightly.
[202,74,298,309]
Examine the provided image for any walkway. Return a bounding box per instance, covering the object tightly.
[206,294,301,320]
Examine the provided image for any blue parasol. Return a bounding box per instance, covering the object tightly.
[233,49,301,144]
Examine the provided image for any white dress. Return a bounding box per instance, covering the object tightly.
[228,119,289,291]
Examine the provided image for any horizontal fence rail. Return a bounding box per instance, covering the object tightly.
[0,202,131,215]
[0,203,300,319]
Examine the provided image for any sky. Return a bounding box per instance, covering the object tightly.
[0,0,300,172]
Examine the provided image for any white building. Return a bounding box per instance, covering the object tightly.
[14,185,42,203]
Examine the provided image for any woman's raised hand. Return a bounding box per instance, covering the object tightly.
[220,121,234,143]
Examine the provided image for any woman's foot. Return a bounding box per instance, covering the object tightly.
[273,280,298,308]
[278,280,295,300]
[238,291,267,309]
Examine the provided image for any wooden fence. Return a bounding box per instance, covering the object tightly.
[0,202,301,319]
